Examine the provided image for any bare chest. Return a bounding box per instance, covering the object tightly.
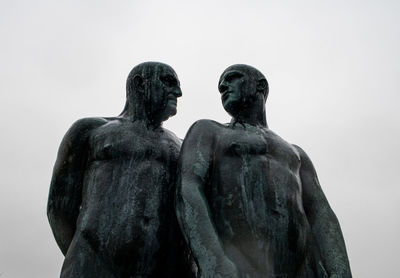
[88,122,179,164]
[215,126,300,170]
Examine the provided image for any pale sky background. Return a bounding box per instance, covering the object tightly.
[1,0,399,277]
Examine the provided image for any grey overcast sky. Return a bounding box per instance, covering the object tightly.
[0,0,399,277]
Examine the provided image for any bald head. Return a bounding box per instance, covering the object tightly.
[219,64,269,99]
[122,62,181,125]
[218,64,269,125]
[126,62,176,96]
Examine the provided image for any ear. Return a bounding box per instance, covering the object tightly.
[256,78,268,93]
[133,74,144,92]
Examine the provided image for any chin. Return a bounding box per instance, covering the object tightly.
[162,108,177,121]
[169,106,177,116]
[223,100,240,116]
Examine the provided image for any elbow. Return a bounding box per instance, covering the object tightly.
[47,195,64,226]
[47,202,61,236]
[47,199,56,224]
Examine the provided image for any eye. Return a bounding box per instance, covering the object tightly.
[225,72,243,82]
[160,75,177,87]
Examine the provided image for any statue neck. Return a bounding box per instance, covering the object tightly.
[231,102,268,128]
[119,101,163,129]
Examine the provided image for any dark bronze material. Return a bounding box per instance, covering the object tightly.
[48,62,193,278]
[176,64,352,278]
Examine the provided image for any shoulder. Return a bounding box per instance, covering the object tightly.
[292,144,307,158]
[180,119,223,154]
[292,144,315,170]
[55,117,109,163]
[69,117,108,131]
[185,119,222,138]
[64,117,109,142]
[162,128,183,147]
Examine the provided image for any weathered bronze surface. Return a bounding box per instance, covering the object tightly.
[176,64,352,278]
[48,62,351,278]
[48,62,194,277]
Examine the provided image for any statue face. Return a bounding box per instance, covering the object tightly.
[147,65,182,122]
[218,68,256,116]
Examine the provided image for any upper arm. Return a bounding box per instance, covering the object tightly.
[48,117,103,220]
[179,120,216,189]
[294,148,352,276]
[294,145,331,222]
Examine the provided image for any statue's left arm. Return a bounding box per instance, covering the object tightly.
[295,145,352,278]
[47,118,102,255]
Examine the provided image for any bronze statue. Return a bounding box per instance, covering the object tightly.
[47,62,193,277]
[176,64,352,278]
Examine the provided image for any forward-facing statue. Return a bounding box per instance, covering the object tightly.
[48,62,193,277]
[176,64,352,278]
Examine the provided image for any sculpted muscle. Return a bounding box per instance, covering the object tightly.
[177,64,352,278]
[48,62,194,278]
[48,117,106,255]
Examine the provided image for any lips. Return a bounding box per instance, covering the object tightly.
[221,91,232,102]
[167,97,177,106]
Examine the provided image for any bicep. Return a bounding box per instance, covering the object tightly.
[179,120,215,187]
[48,119,96,213]
[295,145,331,221]
[52,130,86,179]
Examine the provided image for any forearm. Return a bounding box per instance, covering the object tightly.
[310,206,352,277]
[47,182,80,255]
[47,206,75,255]
[176,182,228,275]
[47,118,96,255]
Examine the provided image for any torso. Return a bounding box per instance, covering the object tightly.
[75,118,181,275]
[208,122,310,277]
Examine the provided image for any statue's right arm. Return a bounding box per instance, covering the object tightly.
[176,120,240,278]
[47,118,103,255]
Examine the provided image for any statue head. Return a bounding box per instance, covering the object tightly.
[122,62,182,126]
[218,64,268,118]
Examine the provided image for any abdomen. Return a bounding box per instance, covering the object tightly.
[77,159,175,273]
[210,155,310,276]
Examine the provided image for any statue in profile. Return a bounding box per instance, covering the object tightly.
[47,62,193,277]
[176,64,352,278]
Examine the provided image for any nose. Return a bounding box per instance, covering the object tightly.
[172,87,182,97]
[219,83,228,94]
